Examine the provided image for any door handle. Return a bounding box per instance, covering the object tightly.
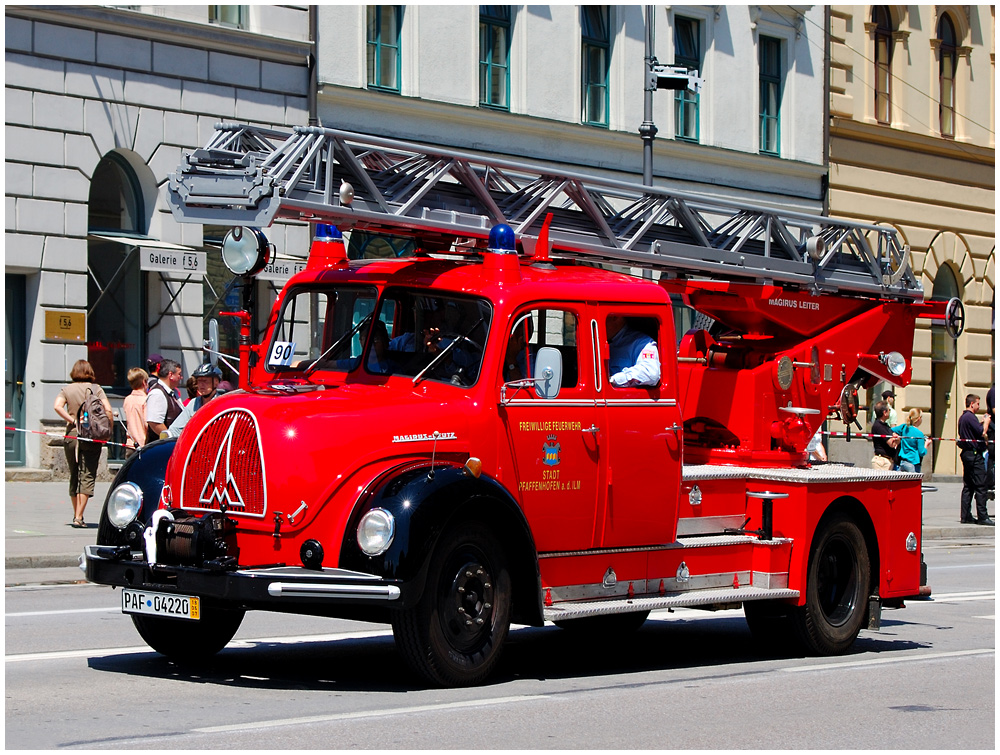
[665,424,682,433]
[582,425,599,434]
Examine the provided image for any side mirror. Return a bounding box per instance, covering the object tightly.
[533,347,562,400]
[206,319,219,367]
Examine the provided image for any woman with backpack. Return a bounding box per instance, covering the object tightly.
[53,360,112,528]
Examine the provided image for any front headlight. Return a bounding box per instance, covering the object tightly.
[357,508,395,556]
[107,482,143,529]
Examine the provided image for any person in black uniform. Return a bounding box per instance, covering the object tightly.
[870,400,900,471]
[957,393,992,525]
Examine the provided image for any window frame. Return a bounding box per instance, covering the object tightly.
[872,6,893,124]
[479,6,511,111]
[938,14,958,138]
[758,35,782,156]
[581,5,610,128]
[208,5,247,29]
[86,153,147,397]
[367,5,402,93]
[673,16,701,143]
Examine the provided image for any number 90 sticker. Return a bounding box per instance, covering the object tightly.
[269,340,296,367]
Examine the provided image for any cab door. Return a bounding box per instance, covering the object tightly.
[498,305,603,553]
[595,306,682,547]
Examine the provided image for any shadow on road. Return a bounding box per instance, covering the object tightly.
[86,611,929,692]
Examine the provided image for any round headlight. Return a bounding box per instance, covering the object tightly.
[107,482,143,529]
[357,508,395,556]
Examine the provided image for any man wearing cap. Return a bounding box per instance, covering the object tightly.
[882,389,898,426]
[167,364,225,438]
[145,353,164,392]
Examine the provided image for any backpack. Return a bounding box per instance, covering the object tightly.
[77,387,112,442]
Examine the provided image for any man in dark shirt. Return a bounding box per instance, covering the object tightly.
[870,400,900,471]
[957,393,992,525]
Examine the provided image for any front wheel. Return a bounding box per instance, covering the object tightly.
[132,603,245,661]
[794,516,871,655]
[391,522,512,687]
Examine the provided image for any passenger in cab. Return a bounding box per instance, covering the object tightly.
[606,314,660,387]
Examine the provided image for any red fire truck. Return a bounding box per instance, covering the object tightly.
[84,125,963,686]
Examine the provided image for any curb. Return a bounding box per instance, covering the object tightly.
[6,554,84,570]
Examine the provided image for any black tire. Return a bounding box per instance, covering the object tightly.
[391,521,512,687]
[132,603,245,661]
[794,515,871,655]
[554,610,650,634]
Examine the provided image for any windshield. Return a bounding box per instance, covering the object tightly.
[266,285,378,373]
[372,289,492,386]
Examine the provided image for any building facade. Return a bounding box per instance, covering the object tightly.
[315,5,827,210]
[827,5,995,475]
[5,5,312,471]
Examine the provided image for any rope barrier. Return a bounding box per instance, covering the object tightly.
[4,425,137,449]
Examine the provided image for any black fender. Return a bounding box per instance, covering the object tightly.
[339,463,543,625]
[96,438,176,548]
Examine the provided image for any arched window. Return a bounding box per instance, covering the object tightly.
[938,14,957,137]
[872,6,893,124]
[87,153,146,391]
[930,264,960,363]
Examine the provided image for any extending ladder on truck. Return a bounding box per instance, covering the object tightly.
[168,123,922,302]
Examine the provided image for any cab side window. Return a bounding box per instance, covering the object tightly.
[606,314,660,388]
[504,309,579,389]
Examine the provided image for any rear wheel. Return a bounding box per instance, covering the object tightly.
[132,603,245,661]
[794,516,871,655]
[554,611,650,634]
[392,522,512,687]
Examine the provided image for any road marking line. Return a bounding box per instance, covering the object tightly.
[928,591,995,603]
[782,648,994,673]
[930,590,995,598]
[192,695,549,733]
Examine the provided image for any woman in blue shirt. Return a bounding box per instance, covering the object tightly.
[893,408,931,473]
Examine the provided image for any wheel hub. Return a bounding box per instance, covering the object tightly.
[445,558,495,649]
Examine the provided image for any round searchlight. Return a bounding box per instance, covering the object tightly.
[488,223,516,254]
[221,226,272,276]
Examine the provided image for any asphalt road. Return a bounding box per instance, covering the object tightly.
[5,539,994,750]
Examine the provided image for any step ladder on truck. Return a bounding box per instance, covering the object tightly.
[82,122,964,687]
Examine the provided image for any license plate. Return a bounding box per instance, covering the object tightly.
[122,588,200,621]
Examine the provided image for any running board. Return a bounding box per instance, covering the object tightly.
[542,585,799,623]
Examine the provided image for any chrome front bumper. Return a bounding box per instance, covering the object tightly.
[83,544,402,606]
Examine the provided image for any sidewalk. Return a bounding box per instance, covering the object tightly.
[3,479,993,586]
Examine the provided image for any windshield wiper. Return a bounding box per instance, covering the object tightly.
[304,313,373,376]
[412,317,485,385]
